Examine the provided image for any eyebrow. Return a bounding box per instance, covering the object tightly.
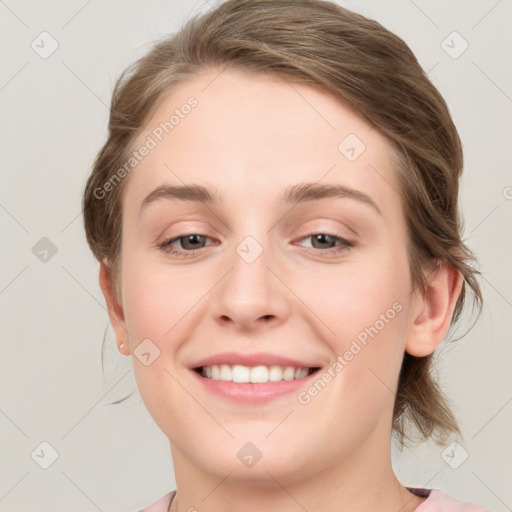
[139,182,382,216]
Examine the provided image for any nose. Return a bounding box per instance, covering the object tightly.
[210,236,291,332]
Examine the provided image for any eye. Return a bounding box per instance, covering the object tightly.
[158,234,215,256]
[295,231,354,256]
[157,231,354,258]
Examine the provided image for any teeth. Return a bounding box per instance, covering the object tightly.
[232,364,251,382]
[200,364,311,383]
[250,365,268,383]
[219,364,232,381]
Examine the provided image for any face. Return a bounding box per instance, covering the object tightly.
[111,68,419,484]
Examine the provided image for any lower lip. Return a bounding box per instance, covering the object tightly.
[190,369,319,403]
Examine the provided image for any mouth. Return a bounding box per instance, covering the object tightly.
[188,352,324,403]
[193,364,321,383]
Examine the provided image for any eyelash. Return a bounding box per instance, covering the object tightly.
[157,231,354,258]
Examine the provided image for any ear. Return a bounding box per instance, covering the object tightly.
[99,259,130,355]
[405,260,463,357]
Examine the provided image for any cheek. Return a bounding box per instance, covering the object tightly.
[119,258,198,434]
[120,253,194,343]
[302,243,411,395]
[303,245,411,337]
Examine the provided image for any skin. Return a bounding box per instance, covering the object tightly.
[99,68,462,512]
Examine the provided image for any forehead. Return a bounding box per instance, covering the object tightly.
[123,68,402,219]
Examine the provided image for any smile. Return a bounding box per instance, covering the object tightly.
[195,364,318,383]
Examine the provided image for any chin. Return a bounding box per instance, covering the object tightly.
[188,437,314,486]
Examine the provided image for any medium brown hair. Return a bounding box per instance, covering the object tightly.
[82,0,483,447]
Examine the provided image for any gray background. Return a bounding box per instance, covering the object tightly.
[0,0,511,510]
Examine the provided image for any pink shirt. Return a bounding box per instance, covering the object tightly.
[139,488,491,511]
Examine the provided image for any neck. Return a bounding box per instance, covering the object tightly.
[168,424,425,512]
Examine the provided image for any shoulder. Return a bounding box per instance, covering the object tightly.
[137,490,176,512]
[414,489,491,512]
[137,488,491,512]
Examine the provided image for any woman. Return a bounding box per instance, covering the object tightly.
[82,1,489,510]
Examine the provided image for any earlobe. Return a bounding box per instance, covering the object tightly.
[98,259,130,355]
[405,261,463,357]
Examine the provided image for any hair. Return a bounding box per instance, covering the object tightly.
[82,0,483,448]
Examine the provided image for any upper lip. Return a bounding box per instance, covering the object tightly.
[189,352,322,370]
